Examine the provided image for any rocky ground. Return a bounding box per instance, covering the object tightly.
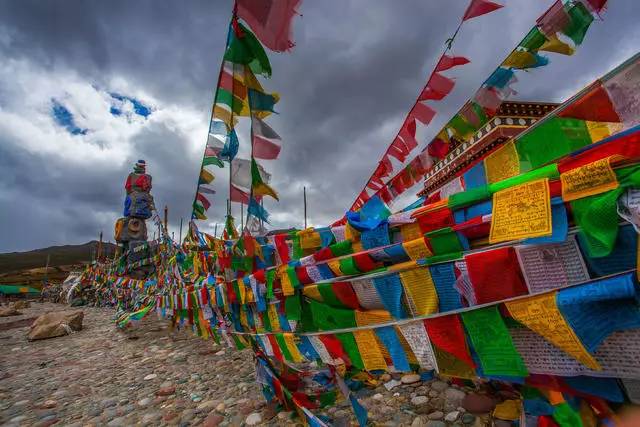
[0,303,492,426]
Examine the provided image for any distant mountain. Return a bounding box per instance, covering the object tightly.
[0,241,117,276]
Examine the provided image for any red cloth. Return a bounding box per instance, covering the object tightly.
[465,247,528,304]
[463,0,504,21]
[423,315,476,368]
[410,102,436,125]
[399,119,418,151]
[268,335,284,361]
[419,73,455,101]
[319,334,351,366]
[253,269,266,284]
[295,266,313,285]
[435,55,470,72]
[537,416,560,427]
[331,282,361,310]
[452,216,491,240]
[558,127,640,172]
[352,253,381,273]
[427,138,450,160]
[558,83,620,123]
[274,234,290,264]
[235,0,301,52]
[417,207,455,233]
[230,184,250,204]
[387,138,410,162]
[313,246,334,262]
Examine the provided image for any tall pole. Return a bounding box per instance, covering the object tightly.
[303,186,308,229]
[179,217,183,243]
[240,202,244,233]
[163,205,168,235]
[97,230,103,261]
[214,223,218,239]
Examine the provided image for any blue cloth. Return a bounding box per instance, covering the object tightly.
[564,376,625,403]
[465,199,492,221]
[361,223,390,250]
[401,197,426,212]
[485,67,515,89]
[372,274,407,319]
[298,336,320,361]
[463,162,487,189]
[524,197,568,244]
[557,272,640,352]
[317,227,335,248]
[375,326,410,372]
[579,224,637,277]
[429,262,462,312]
[346,195,391,231]
[248,197,269,223]
[218,128,239,161]
[316,263,335,280]
[349,394,368,427]
[523,399,554,416]
[382,244,411,264]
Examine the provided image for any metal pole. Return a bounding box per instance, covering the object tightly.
[163,205,168,235]
[179,217,183,243]
[303,186,307,229]
[98,231,103,261]
[214,223,218,239]
[241,202,244,233]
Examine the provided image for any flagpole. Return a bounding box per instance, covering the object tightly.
[303,186,307,229]
[189,7,235,222]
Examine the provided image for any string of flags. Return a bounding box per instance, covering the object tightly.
[352,0,610,211]
[79,1,640,425]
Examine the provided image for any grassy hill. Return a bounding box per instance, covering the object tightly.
[0,241,117,286]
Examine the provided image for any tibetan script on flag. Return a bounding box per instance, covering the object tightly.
[561,157,619,201]
[489,178,552,243]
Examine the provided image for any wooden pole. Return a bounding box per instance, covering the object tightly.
[214,223,218,239]
[241,202,244,233]
[163,205,168,235]
[179,217,183,243]
[97,230,103,261]
[303,186,308,229]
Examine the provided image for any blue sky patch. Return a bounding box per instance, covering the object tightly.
[51,99,88,135]
[109,93,152,118]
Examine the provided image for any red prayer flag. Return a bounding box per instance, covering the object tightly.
[424,315,476,368]
[423,73,456,101]
[462,0,504,21]
[235,0,301,52]
[558,83,621,123]
[427,138,450,160]
[387,138,410,162]
[399,118,418,151]
[465,247,528,304]
[196,192,211,210]
[318,334,352,366]
[435,54,471,72]
[230,184,250,204]
[331,282,361,310]
[410,102,436,125]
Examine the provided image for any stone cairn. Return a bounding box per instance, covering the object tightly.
[114,160,156,280]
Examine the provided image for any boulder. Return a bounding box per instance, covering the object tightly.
[460,393,496,414]
[0,306,21,317]
[27,310,83,340]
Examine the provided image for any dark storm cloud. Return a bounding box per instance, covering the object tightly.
[0,0,638,251]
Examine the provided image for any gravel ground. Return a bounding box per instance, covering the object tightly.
[0,303,491,426]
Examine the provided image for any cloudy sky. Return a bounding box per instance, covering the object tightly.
[0,0,638,252]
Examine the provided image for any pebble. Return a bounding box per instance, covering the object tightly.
[245,412,262,425]
[401,374,421,384]
[445,388,466,403]
[426,421,446,427]
[14,400,29,407]
[143,373,158,380]
[215,402,226,413]
[461,393,496,414]
[156,385,176,396]
[203,413,224,427]
[411,396,429,406]
[430,381,448,392]
[445,410,460,422]
[462,413,476,424]
[138,398,152,407]
[428,411,444,420]
[384,379,402,390]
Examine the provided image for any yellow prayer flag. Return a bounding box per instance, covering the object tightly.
[345,223,360,242]
[299,229,322,249]
[302,285,324,302]
[560,157,619,202]
[505,293,600,370]
[493,400,522,421]
[212,104,238,129]
[283,333,304,363]
[278,265,295,296]
[585,121,616,142]
[353,330,388,371]
[400,223,423,242]
[352,240,364,253]
[355,309,392,326]
[539,35,575,56]
[399,268,438,316]
[484,141,520,184]
[402,237,433,261]
[239,307,249,329]
[388,260,418,272]
[502,51,537,69]
[328,260,343,276]
[267,303,281,331]
[489,178,552,244]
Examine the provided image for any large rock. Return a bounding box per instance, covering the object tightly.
[461,393,496,414]
[27,310,83,340]
[0,306,21,317]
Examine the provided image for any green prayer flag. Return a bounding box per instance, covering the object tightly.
[203,156,224,167]
[562,2,594,46]
[309,299,356,331]
[448,114,476,139]
[552,402,584,427]
[335,332,365,370]
[232,333,247,350]
[572,165,640,257]
[319,391,337,408]
[329,240,353,257]
[275,334,294,361]
[266,269,275,299]
[461,306,528,377]
[317,283,346,308]
[448,185,492,210]
[520,27,547,51]
[262,310,272,331]
[516,118,592,171]
[223,22,272,77]
[338,256,361,276]
[284,293,301,321]
[425,227,463,255]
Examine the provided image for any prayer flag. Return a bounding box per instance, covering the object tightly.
[251,158,279,200]
[235,0,301,52]
[252,117,282,159]
[462,0,504,21]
